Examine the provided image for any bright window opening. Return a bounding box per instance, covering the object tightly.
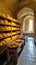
[28,19,34,33]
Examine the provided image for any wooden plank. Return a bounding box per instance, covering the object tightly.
[0,46,7,55]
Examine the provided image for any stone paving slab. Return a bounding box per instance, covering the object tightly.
[17,37,36,65]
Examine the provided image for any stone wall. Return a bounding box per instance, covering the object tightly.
[0,0,17,17]
[34,11,36,43]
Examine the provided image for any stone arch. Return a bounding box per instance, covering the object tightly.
[17,7,34,34]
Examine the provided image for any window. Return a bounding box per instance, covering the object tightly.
[28,19,34,33]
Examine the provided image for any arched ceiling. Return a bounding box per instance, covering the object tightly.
[0,0,36,18]
[17,7,34,19]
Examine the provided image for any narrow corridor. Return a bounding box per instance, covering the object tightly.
[0,1,36,65]
[17,37,36,65]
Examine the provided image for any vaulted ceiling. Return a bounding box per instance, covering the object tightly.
[0,0,36,18]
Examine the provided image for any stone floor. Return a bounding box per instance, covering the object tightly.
[4,37,36,65]
[17,37,36,65]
